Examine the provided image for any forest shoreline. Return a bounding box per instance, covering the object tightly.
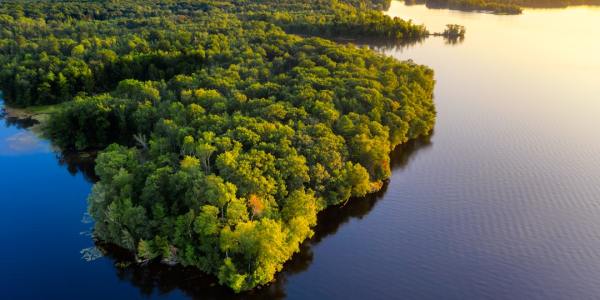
[1,103,58,135]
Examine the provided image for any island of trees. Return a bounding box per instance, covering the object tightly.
[0,0,435,292]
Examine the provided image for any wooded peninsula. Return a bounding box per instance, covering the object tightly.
[0,0,435,292]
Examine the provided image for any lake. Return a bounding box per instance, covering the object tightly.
[2,2,600,299]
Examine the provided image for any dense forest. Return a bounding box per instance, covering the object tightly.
[0,0,435,292]
[409,0,600,14]
[0,0,429,107]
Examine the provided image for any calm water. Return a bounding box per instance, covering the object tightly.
[3,2,600,299]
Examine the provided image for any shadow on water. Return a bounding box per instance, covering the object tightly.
[345,35,464,53]
[94,134,433,300]
[0,107,39,129]
[441,34,465,45]
[56,151,100,183]
[335,36,429,52]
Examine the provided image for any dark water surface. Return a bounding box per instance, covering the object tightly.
[3,2,600,299]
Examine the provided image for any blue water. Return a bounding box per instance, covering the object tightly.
[0,103,142,299]
[3,2,600,299]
